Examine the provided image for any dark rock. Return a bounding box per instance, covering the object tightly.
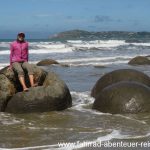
[60,64,70,67]
[91,69,150,98]
[94,65,106,68]
[6,72,72,113]
[128,56,150,65]
[0,65,72,113]
[93,81,150,114]
[0,64,47,92]
[0,74,16,111]
[37,59,59,66]
[0,66,15,82]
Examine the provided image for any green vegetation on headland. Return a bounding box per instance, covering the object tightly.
[49,29,150,41]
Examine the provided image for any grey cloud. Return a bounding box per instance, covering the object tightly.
[34,14,53,18]
[133,20,140,26]
[88,25,97,28]
[94,15,112,23]
[67,16,73,19]
[94,15,123,23]
[117,19,122,22]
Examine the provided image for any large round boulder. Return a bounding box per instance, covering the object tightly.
[0,64,72,113]
[0,74,16,111]
[37,59,59,66]
[128,56,150,65]
[5,72,72,113]
[91,69,150,98]
[0,64,47,92]
[93,81,150,114]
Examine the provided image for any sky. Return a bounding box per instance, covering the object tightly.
[0,0,150,39]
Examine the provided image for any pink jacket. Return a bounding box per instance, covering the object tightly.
[10,40,29,66]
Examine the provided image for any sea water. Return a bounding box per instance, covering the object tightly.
[0,37,150,149]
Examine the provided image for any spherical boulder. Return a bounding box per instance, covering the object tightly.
[91,69,150,98]
[5,72,72,113]
[0,74,16,111]
[128,56,150,65]
[92,81,150,114]
[37,59,59,66]
[0,64,72,113]
[0,64,47,92]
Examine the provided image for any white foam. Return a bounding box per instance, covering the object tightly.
[28,40,127,52]
[1,41,150,52]
[0,47,74,55]
[1,40,150,57]
[34,43,67,49]
[0,40,72,53]
[71,91,94,112]
[56,56,133,66]
[29,47,74,53]
[70,91,113,116]
[26,127,60,131]
[68,40,127,49]
[0,113,24,125]
[58,56,132,63]
[68,40,150,51]
[132,43,150,46]
[115,114,147,125]
[67,40,83,44]
[0,42,10,47]
[0,50,10,55]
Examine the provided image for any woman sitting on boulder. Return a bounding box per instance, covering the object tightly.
[8,32,37,91]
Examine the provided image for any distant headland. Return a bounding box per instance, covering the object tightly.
[49,29,150,41]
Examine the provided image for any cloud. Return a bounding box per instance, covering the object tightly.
[132,20,140,26]
[94,15,112,23]
[88,25,96,28]
[34,14,53,17]
[117,19,122,23]
[67,16,73,19]
[94,15,122,23]
[33,13,63,19]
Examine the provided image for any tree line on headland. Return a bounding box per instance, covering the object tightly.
[49,29,150,41]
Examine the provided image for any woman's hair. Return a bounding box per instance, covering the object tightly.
[17,32,25,38]
[17,32,25,42]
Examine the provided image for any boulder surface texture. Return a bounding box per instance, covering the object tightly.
[0,64,72,113]
[92,69,150,114]
[128,56,150,65]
